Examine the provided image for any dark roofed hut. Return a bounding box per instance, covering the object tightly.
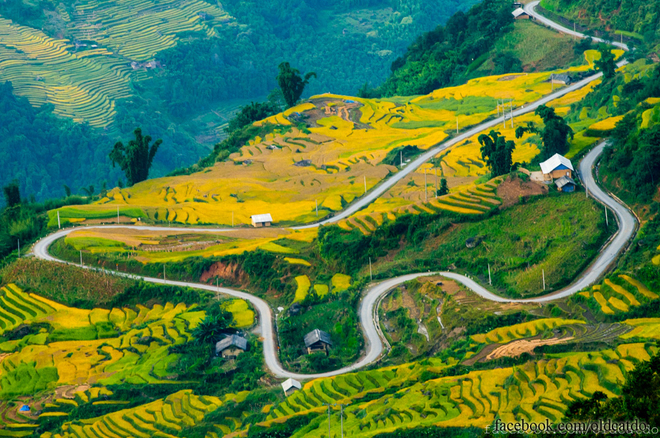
[555,175,577,193]
[215,334,248,359]
[304,329,332,355]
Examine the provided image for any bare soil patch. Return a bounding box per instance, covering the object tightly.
[200,261,247,285]
[497,74,525,81]
[497,176,547,208]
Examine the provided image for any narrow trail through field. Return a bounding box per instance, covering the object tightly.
[31,8,637,380]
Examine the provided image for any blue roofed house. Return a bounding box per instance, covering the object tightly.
[540,154,574,182]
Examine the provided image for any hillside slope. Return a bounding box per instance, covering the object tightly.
[539,0,660,51]
[0,0,478,202]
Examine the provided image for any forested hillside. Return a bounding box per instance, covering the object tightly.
[373,0,584,97]
[0,83,117,201]
[540,0,660,50]
[378,0,514,96]
[0,0,478,202]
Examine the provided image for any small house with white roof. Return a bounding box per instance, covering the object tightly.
[251,213,273,227]
[282,378,302,396]
[540,154,574,182]
[512,7,530,19]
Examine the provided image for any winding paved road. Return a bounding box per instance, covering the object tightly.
[525,1,629,51]
[31,9,636,379]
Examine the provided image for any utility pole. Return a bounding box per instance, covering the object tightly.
[400,150,403,167]
[605,207,609,226]
[364,175,367,195]
[456,117,459,134]
[316,199,319,217]
[163,265,166,283]
[488,263,492,285]
[57,210,61,229]
[510,99,514,128]
[542,269,546,290]
[80,250,83,267]
[17,239,20,258]
[369,257,373,281]
[502,102,506,129]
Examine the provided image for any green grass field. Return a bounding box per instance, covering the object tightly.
[373,191,611,298]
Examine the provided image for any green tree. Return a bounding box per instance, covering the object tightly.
[437,177,449,196]
[2,180,21,208]
[478,130,515,177]
[109,128,162,186]
[227,101,279,133]
[515,105,573,159]
[192,308,235,344]
[595,45,618,79]
[276,62,317,108]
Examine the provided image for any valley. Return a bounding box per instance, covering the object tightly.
[2,1,660,437]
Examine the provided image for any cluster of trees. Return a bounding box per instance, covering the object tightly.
[595,64,660,202]
[476,104,574,177]
[478,130,515,176]
[152,0,477,116]
[0,82,119,203]
[516,105,574,160]
[109,128,162,186]
[375,0,515,96]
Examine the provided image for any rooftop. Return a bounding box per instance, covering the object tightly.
[555,175,576,189]
[215,334,248,353]
[282,378,302,392]
[540,153,574,174]
[251,213,273,223]
[304,329,332,348]
[512,7,528,17]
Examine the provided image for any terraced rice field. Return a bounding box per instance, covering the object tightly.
[66,69,578,226]
[0,284,208,398]
[61,226,315,263]
[337,178,503,234]
[471,318,585,344]
[0,0,234,127]
[221,299,254,328]
[0,18,132,127]
[331,274,352,291]
[293,275,311,302]
[620,319,660,340]
[577,275,658,316]
[41,390,248,438]
[259,344,657,436]
[65,0,232,61]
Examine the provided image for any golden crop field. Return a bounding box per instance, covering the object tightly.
[579,275,658,316]
[258,344,656,436]
[471,318,585,344]
[0,284,250,397]
[55,66,590,226]
[46,51,625,231]
[62,227,314,263]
